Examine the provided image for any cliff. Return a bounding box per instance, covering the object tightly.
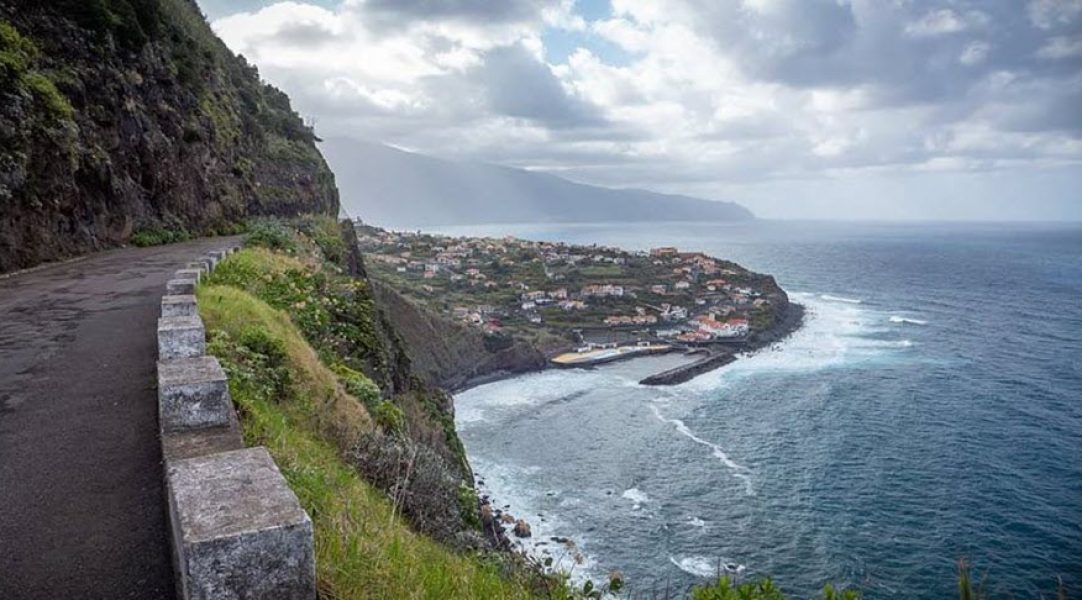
[0,0,338,272]
[369,280,553,391]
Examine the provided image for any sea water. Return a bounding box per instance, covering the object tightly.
[444,221,1082,598]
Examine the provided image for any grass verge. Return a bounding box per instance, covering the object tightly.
[197,283,541,598]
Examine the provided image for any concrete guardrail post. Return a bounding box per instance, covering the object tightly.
[158,315,205,360]
[167,447,316,600]
[167,278,197,295]
[161,295,198,318]
[175,268,202,284]
[155,244,315,600]
[157,356,233,433]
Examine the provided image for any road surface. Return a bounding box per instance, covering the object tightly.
[0,238,237,599]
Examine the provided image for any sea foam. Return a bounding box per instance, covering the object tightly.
[679,291,914,392]
[650,405,755,495]
[669,555,746,578]
[821,293,863,304]
[889,315,928,325]
[622,488,650,508]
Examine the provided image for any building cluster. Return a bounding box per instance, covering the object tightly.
[358,226,775,345]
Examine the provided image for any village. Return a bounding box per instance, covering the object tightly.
[355,224,788,366]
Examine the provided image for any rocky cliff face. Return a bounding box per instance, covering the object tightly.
[0,0,338,272]
[368,280,552,392]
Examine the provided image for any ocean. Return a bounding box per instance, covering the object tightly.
[437,221,1082,598]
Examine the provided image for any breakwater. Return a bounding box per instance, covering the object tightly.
[639,351,736,385]
[639,302,804,385]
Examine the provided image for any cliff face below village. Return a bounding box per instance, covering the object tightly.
[0,0,338,273]
[369,280,555,391]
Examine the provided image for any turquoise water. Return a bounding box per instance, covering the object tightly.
[446,221,1082,598]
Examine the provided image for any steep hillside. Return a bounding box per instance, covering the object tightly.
[320,137,753,228]
[369,280,554,391]
[0,0,337,272]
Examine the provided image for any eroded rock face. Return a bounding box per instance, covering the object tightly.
[0,0,339,272]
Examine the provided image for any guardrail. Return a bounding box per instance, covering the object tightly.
[156,245,316,600]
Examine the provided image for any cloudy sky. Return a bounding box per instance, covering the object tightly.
[198,0,1082,220]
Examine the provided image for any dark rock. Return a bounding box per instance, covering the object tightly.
[513,519,531,538]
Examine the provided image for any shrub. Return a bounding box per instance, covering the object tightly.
[690,577,860,600]
[206,328,292,408]
[296,214,348,266]
[245,218,296,253]
[25,72,75,121]
[0,21,38,78]
[129,226,190,247]
[332,363,382,408]
[373,400,405,435]
[197,286,535,598]
[347,430,466,543]
[0,22,73,123]
[457,483,482,531]
[692,577,785,600]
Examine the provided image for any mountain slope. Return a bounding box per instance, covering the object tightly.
[320,137,753,228]
[0,0,338,272]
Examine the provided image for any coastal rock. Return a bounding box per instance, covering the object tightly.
[500,513,516,524]
[513,519,531,538]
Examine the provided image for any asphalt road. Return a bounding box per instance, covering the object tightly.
[0,238,238,599]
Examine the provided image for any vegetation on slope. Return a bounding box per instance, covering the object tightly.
[197,284,543,598]
[0,0,338,272]
[200,219,477,540]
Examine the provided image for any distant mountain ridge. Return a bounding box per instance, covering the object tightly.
[320,138,753,228]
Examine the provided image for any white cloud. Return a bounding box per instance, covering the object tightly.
[1027,0,1082,29]
[201,0,1082,220]
[959,41,991,66]
[1037,36,1082,59]
[904,9,986,37]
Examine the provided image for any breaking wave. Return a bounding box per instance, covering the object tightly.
[650,405,754,495]
[669,555,746,578]
[622,488,650,508]
[889,315,928,325]
[821,294,863,304]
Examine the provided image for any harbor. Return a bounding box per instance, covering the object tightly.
[550,343,673,367]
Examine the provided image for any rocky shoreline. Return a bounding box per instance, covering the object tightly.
[636,301,805,384]
[455,301,805,393]
[451,297,806,584]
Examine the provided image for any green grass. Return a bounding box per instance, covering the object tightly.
[690,578,860,600]
[129,226,191,247]
[0,21,74,123]
[197,283,543,599]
